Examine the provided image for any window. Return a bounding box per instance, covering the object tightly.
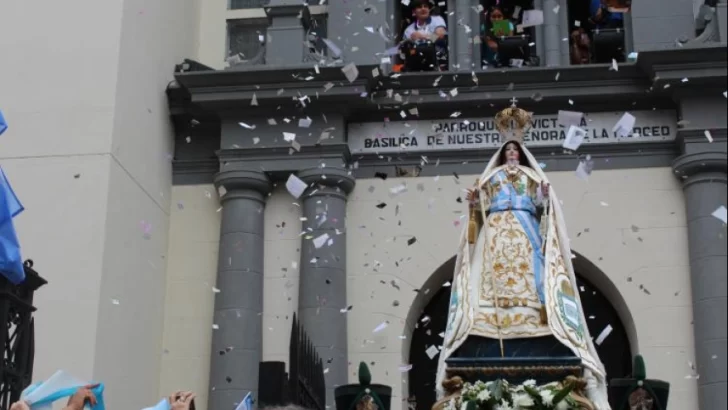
[394,0,450,73]
[304,14,329,62]
[229,0,269,9]
[481,0,538,68]
[227,18,269,65]
[568,0,630,65]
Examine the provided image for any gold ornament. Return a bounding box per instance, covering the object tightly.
[494,100,532,144]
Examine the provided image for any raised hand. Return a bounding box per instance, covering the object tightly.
[64,384,99,410]
[465,188,480,203]
[170,391,196,410]
[10,401,30,410]
[541,182,550,198]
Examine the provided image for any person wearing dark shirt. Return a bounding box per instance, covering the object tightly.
[590,0,624,29]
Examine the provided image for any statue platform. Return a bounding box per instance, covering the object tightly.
[445,356,583,386]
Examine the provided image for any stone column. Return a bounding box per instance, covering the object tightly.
[543,0,563,66]
[296,167,355,407]
[455,0,473,70]
[534,0,546,66]
[673,152,728,410]
[208,170,272,410]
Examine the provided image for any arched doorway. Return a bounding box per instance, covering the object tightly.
[406,256,634,410]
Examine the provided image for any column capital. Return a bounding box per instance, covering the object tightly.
[214,170,273,204]
[298,167,356,198]
[672,151,727,180]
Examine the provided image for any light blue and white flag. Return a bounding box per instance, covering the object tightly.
[142,398,171,410]
[0,110,7,136]
[0,167,25,284]
[234,392,254,410]
[21,370,105,410]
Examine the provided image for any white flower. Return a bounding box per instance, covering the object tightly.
[476,389,491,402]
[460,400,468,410]
[494,400,513,410]
[523,379,537,387]
[555,400,570,410]
[512,393,535,407]
[540,390,555,406]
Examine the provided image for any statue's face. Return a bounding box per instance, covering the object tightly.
[504,143,520,162]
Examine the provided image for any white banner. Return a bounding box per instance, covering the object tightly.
[347,110,677,154]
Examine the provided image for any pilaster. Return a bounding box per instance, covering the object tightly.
[672,151,728,410]
[208,169,273,410]
[296,166,355,407]
[265,3,306,65]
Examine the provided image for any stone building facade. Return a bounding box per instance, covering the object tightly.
[1,1,725,410]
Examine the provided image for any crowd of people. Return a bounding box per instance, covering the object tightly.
[395,0,628,72]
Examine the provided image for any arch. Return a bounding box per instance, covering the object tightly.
[402,252,638,410]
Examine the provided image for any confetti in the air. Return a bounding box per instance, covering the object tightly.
[712,206,727,224]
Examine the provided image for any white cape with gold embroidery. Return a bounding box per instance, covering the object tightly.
[435,142,610,410]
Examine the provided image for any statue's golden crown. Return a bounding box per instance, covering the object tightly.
[494,103,532,144]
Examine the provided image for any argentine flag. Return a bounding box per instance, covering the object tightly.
[0,110,7,136]
[0,167,25,284]
[21,370,105,410]
[235,392,254,410]
[142,398,171,410]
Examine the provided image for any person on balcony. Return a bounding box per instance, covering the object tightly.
[483,6,514,67]
[401,0,448,71]
[589,0,624,29]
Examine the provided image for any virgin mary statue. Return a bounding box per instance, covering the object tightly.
[435,107,611,409]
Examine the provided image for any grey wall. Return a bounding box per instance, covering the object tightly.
[631,0,697,51]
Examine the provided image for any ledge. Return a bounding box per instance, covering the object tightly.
[169,46,726,115]
[672,151,728,178]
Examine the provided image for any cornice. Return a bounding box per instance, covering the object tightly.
[217,143,352,165]
[168,47,727,118]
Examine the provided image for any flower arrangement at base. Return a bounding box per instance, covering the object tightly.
[445,379,580,410]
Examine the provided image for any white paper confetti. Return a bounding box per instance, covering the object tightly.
[239,122,256,129]
[705,130,714,142]
[251,93,259,106]
[373,321,389,333]
[286,174,307,199]
[342,63,359,83]
[557,110,583,127]
[611,59,619,71]
[613,112,636,137]
[521,9,544,27]
[298,117,312,128]
[425,345,440,359]
[322,38,342,57]
[283,132,296,142]
[595,324,613,345]
[712,206,727,224]
[563,125,587,151]
[313,233,330,249]
[399,364,413,372]
[575,155,594,181]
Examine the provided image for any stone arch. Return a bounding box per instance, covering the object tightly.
[401,252,638,410]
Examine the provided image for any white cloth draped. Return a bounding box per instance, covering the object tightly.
[435,141,611,410]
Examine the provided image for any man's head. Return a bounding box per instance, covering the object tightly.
[411,0,432,20]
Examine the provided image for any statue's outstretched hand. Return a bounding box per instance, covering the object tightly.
[540,182,550,198]
[465,188,479,203]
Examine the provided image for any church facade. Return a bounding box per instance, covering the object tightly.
[1,1,725,410]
